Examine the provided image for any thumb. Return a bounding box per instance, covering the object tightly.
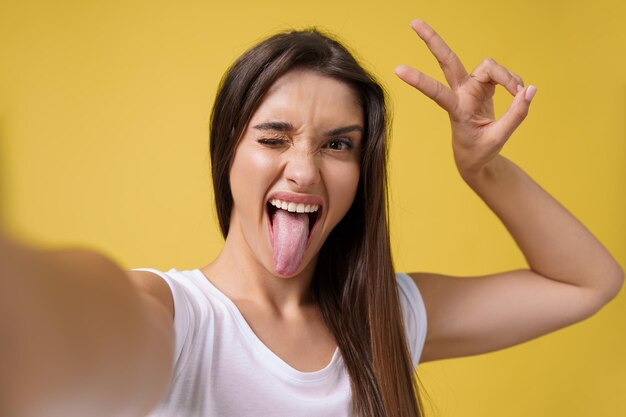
[490,85,537,142]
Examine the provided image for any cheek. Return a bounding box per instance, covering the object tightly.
[326,162,360,216]
[229,146,277,209]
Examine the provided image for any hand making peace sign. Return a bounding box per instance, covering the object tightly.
[395,19,538,179]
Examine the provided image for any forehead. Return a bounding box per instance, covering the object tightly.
[248,69,364,129]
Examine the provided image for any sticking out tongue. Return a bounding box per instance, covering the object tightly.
[271,208,310,276]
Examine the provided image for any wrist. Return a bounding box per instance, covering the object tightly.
[458,155,509,190]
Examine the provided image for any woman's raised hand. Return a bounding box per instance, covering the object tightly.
[395,19,537,179]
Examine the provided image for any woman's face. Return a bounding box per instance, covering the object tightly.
[229,69,364,277]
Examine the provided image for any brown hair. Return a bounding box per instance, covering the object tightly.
[210,28,426,417]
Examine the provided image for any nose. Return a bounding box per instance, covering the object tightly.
[284,149,321,190]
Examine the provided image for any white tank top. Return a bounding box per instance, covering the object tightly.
[134,268,427,417]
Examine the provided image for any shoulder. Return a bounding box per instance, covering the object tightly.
[395,272,428,367]
[395,272,426,313]
[127,269,175,322]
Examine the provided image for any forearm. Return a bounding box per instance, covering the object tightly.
[0,238,173,417]
[462,155,624,299]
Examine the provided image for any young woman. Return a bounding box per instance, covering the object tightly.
[0,20,623,417]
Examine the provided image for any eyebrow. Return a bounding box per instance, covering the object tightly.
[252,122,364,136]
[252,121,294,132]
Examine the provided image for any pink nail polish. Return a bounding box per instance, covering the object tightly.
[525,85,537,102]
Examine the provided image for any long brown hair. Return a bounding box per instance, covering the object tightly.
[210,28,426,417]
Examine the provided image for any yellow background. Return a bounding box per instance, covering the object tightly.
[1,0,624,416]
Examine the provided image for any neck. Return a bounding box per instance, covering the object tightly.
[201,222,318,315]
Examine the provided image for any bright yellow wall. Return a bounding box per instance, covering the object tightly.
[1,0,624,416]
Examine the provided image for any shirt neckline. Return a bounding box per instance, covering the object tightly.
[189,268,342,383]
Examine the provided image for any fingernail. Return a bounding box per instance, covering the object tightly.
[410,19,424,30]
[394,65,407,75]
[516,84,523,93]
[525,85,537,102]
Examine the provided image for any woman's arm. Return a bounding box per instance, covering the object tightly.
[395,20,623,363]
[0,236,174,417]
[463,154,623,298]
[411,155,623,363]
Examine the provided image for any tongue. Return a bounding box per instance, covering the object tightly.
[271,208,310,276]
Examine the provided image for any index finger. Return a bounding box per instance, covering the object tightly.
[410,19,468,89]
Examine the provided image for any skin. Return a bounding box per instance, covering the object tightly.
[203,69,363,309]
[2,21,621,415]
[396,20,623,362]
[130,19,623,371]
[196,69,364,370]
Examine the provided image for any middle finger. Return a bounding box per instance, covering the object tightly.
[471,58,523,96]
[410,19,468,89]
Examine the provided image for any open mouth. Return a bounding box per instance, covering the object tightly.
[264,195,324,276]
[266,200,321,241]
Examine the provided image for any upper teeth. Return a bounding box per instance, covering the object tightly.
[270,199,320,213]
